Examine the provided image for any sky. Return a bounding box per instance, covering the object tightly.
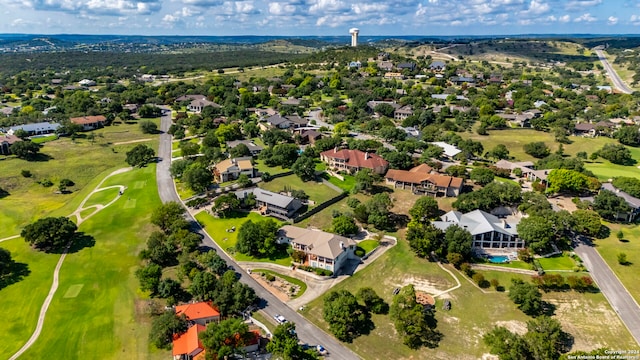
[1,0,640,36]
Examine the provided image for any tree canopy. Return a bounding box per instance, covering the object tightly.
[149,311,188,349]
[199,318,253,359]
[21,216,78,251]
[322,290,373,342]
[126,144,156,167]
[236,218,279,257]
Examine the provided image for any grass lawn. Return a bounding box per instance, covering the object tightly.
[584,161,640,181]
[259,174,340,205]
[538,254,576,271]
[462,129,624,162]
[321,172,356,192]
[251,269,307,299]
[357,240,379,254]
[31,134,59,144]
[254,160,289,176]
[1,166,168,360]
[594,222,640,304]
[195,211,291,266]
[296,193,370,230]
[251,311,277,334]
[175,180,196,200]
[82,187,122,208]
[0,122,157,238]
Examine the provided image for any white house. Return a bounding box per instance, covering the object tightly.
[433,210,523,250]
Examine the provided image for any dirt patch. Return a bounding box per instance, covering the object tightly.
[494,320,527,336]
[551,196,578,212]
[546,297,611,351]
[250,273,294,302]
[400,276,451,296]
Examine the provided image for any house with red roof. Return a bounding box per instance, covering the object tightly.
[70,115,107,131]
[0,134,21,155]
[320,148,389,175]
[385,164,464,197]
[175,301,220,326]
[172,324,206,360]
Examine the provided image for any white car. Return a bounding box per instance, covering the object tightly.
[274,314,287,324]
[316,345,328,355]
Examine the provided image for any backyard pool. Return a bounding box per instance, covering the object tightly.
[488,255,509,263]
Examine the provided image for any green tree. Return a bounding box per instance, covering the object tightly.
[236,219,279,257]
[292,156,317,181]
[9,141,41,160]
[614,125,640,146]
[443,225,473,259]
[333,122,350,137]
[508,279,544,316]
[354,168,380,194]
[144,231,177,266]
[597,143,634,165]
[139,104,162,118]
[197,250,229,276]
[487,144,510,160]
[525,316,570,360]
[612,177,640,198]
[406,221,443,258]
[21,216,78,251]
[571,209,601,237]
[151,202,186,233]
[331,215,359,236]
[139,120,158,134]
[409,196,440,221]
[169,159,193,179]
[517,215,556,254]
[236,173,253,188]
[126,144,155,167]
[189,270,217,300]
[546,169,599,195]
[267,322,318,360]
[390,284,442,349]
[149,311,188,349]
[483,326,531,359]
[618,252,629,265]
[374,103,396,117]
[182,164,212,193]
[523,141,550,158]
[199,318,253,359]
[322,290,372,342]
[470,167,495,185]
[215,123,243,142]
[229,143,251,158]
[212,193,240,217]
[593,189,631,221]
[135,263,162,294]
[180,141,200,158]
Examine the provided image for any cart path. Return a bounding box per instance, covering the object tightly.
[113,138,152,146]
[0,235,20,243]
[9,167,132,360]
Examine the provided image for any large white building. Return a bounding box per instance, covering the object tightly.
[433,210,523,250]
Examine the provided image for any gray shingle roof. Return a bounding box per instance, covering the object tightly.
[433,210,519,237]
[602,183,640,209]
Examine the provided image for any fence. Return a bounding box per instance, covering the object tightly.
[293,191,349,223]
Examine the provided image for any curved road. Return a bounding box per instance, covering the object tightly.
[156,108,360,359]
[574,237,640,345]
[596,49,633,94]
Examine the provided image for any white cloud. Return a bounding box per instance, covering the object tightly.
[524,0,549,15]
[574,13,596,22]
[268,2,297,15]
[631,14,640,25]
[607,16,618,25]
[559,14,570,23]
[565,0,602,10]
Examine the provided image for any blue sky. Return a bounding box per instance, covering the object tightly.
[0,0,639,36]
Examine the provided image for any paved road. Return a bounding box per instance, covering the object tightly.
[574,237,640,345]
[155,108,360,359]
[596,49,633,94]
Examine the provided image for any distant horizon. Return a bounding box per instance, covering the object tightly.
[1,1,639,37]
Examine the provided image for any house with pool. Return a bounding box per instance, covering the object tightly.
[433,210,524,253]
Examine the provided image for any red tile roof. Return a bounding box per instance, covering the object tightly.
[172,324,205,356]
[320,149,389,171]
[0,134,21,145]
[70,115,107,125]
[175,301,220,321]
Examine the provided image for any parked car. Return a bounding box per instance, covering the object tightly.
[274,314,287,324]
[316,345,328,355]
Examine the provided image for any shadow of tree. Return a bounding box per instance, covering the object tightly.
[68,232,96,253]
[0,261,30,291]
[0,188,9,199]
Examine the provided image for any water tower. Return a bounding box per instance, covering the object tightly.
[349,28,359,47]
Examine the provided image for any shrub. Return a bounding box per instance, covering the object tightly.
[618,252,629,265]
[21,169,32,177]
[460,263,473,277]
[39,179,54,187]
[347,197,361,208]
[490,279,500,289]
[265,274,276,282]
[314,268,333,276]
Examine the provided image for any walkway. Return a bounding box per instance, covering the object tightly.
[9,167,132,360]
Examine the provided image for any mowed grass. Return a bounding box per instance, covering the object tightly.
[82,187,122,208]
[195,211,291,266]
[538,254,576,271]
[357,240,379,254]
[594,222,640,304]
[259,174,341,205]
[254,160,289,176]
[322,173,356,192]
[0,122,157,238]
[0,239,61,357]
[16,165,168,360]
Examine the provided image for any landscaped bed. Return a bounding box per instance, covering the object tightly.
[251,268,307,299]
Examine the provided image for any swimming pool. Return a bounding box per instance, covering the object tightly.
[488,255,509,263]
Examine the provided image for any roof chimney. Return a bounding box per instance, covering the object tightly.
[364,152,369,160]
[339,241,344,249]
[334,146,338,153]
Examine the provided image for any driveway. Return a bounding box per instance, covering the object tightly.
[155,108,360,359]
